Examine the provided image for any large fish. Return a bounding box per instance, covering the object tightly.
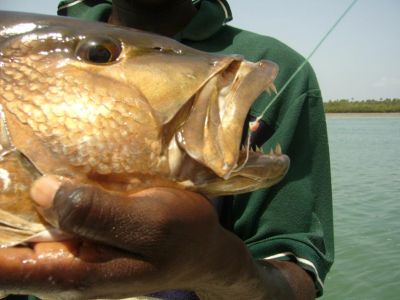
[0,11,289,247]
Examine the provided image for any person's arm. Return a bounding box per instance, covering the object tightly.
[0,176,315,300]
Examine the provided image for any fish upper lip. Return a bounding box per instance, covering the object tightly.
[210,57,279,111]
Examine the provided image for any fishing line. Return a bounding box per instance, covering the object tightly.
[249,0,359,131]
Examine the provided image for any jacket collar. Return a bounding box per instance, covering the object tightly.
[57,0,232,41]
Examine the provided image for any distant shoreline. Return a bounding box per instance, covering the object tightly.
[324,99,400,113]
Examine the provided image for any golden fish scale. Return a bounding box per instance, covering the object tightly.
[0,53,168,176]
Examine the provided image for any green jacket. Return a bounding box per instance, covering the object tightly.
[56,0,334,297]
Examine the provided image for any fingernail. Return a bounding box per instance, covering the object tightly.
[30,175,63,209]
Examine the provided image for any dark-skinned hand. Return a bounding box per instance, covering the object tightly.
[0,176,315,300]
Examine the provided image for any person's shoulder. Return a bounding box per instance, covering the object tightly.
[211,26,322,120]
[218,25,305,65]
[215,26,318,89]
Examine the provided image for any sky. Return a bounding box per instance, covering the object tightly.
[0,0,399,101]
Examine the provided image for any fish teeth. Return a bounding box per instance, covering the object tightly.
[265,83,277,95]
[270,83,278,94]
[269,148,274,156]
[268,144,282,156]
[274,144,282,155]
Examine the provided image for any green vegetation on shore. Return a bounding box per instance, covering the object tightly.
[324,99,400,113]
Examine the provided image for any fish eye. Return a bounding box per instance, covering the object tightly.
[75,36,122,64]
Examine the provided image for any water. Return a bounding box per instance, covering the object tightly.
[322,114,400,300]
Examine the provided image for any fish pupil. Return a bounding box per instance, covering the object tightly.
[75,36,122,64]
[88,45,112,63]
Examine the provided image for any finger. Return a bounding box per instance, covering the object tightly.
[30,176,174,254]
[0,241,159,299]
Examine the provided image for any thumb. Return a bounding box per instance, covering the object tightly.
[30,175,64,209]
[30,175,134,250]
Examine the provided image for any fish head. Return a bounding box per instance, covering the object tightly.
[0,11,288,195]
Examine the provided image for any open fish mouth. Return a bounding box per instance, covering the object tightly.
[171,57,280,175]
[167,57,288,195]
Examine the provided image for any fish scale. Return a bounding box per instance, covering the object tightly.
[1,56,163,176]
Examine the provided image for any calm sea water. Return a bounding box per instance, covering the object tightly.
[322,114,400,300]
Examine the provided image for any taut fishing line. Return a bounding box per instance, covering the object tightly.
[234,0,359,172]
[250,0,359,131]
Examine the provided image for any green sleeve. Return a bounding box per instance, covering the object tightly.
[57,0,112,21]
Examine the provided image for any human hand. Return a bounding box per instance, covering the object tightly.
[0,175,240,299]
[0,176,316,300]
